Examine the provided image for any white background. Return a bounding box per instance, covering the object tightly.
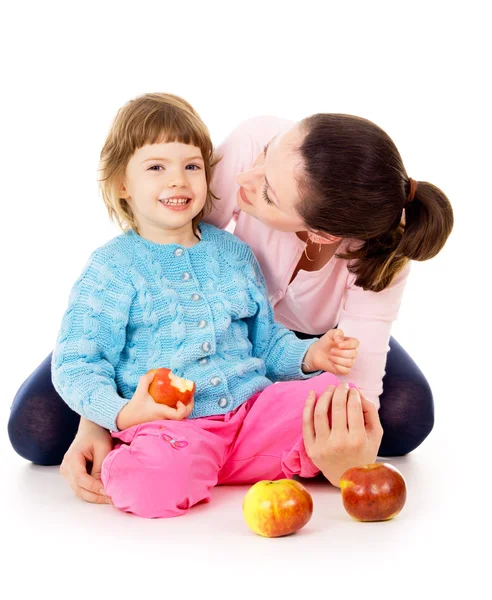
[1,1,490,598]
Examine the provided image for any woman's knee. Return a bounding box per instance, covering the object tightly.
[378,379,434,456]
[8,402,77,465]
[8,354,79,465]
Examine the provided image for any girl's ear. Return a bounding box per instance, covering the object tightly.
[119,180,130,199]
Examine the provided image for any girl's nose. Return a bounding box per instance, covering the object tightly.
[167,170,187,187]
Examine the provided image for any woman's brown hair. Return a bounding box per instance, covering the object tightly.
[99,92,218,235]
[297,114,454,292]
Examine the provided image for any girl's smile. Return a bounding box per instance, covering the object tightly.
[158,195,193,211]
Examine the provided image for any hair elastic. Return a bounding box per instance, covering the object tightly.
[407,178,418,204]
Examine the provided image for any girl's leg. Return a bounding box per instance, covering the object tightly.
[7,353,80,465]
[378,337,434,457]
[218,372,340,485]
[101,418,235,519]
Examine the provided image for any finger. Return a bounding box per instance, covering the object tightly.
[331,364,352,376]
[347,387,365,433]
[158,402,186,420]
[175,401,188,419]
[67,457,109,497]
[328,356,356,368]
[90,442,113,481]
[184,400,194,418]
[332,328,344,343]
[77,487,113,504]
[136,371,155,394]
[338,337,360,350]
[331,383,349,433]
[329,348,359,358]
[314,385,335,439]
[302,390,317,449]
[71,468,110,498]
[359,392,383,432]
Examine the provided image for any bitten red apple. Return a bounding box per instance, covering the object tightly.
[340,463,407,522]
[243,479,313,537]
[147,368,195,408]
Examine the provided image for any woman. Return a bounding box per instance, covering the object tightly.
[8,112,453,504]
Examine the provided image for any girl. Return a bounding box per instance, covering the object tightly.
[49,93,365,518]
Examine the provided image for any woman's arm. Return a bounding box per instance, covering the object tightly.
[59,417,114,504]
[205,115,294,229]
[335,262,411,408]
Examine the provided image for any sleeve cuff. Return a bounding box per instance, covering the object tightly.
[272,336,323,380]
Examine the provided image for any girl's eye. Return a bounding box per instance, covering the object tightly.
[149,165,163,171]
[186,164,201,170]
[262,183,273,205]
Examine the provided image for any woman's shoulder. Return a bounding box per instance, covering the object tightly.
[217,115,294,154]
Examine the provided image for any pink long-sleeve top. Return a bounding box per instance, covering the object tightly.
[204,116,410,408]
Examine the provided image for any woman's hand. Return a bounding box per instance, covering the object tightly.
[302,383,383,487]
[302,329,359,375]
[60,418,114,504]
[116,371,194,431]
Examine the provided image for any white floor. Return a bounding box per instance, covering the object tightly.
[2,397,487,598]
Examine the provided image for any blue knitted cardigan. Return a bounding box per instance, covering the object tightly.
[52,223,319,431]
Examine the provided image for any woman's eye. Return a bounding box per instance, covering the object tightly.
[262,184,273,205]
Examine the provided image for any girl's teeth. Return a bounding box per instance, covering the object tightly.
[161,199,189,205]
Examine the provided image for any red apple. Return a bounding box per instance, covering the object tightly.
[147,368,195,408]
[340,463,407,522]
[243,479,313,537]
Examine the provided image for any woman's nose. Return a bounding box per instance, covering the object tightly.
[236,165,262,191]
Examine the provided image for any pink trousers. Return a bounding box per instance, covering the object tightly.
[101,372,340,518]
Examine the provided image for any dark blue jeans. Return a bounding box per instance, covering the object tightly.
[7,338,434,465]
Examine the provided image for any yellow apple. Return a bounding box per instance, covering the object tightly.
[243,479,313,537]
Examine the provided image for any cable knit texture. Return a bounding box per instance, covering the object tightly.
[52,224,319,431]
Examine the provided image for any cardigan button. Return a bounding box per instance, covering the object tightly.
[182,272,191,281]
[201,341,211,352]
[174,248,184,257]
[218,397,228,408]
[210,376,222,387]
[192,293,201,301]
[198,320,207,328]
[199,358,209,366]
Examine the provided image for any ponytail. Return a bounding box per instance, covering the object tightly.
[338,181,454,292]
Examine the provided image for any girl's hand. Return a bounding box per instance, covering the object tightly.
[116,372,194,431]
[302,329,359,375]
[302,383,383,487]
[60,418,114,504]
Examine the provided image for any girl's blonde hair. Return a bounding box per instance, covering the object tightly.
[99,93,218,234]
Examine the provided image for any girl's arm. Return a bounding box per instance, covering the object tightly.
[51,249,135,431]
[335,262,411,408]
[242,245,321,381]
[205,116,294,229]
